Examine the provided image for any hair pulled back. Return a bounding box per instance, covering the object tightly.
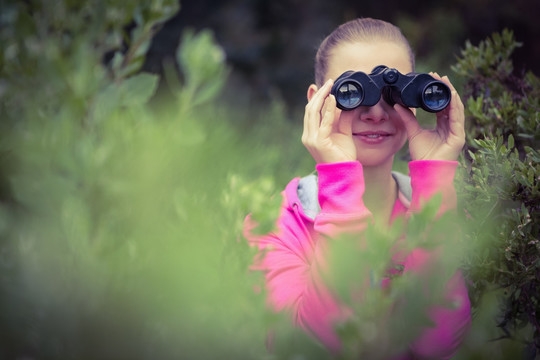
[314,18,415,87]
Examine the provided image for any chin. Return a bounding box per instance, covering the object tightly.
[356,155,394,168]
[355,147,398,167]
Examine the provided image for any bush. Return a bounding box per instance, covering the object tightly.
[1,1,538,358]
[0,1,300,359]
[452,29,539,358]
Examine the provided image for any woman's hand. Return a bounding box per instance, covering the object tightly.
[302,79,357,164]
[394,74,466,162]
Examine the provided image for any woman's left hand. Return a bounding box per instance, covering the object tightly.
[394,74,465,162]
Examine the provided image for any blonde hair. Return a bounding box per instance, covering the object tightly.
[314,18,415,87]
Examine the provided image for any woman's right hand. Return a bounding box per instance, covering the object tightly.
[301,79,357,164]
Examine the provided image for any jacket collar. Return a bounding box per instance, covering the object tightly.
[289,171,412,221]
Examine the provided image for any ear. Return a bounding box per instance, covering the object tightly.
[307,84,318,102]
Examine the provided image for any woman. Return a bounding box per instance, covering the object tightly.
[245,18,471,359]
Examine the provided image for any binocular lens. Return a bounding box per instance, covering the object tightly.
[423,83,450,111]
[336,82,363,109]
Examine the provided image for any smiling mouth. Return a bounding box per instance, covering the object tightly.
[362,134,387,138]
[353,131,393,138]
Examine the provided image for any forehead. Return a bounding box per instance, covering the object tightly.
[326,41,413,80]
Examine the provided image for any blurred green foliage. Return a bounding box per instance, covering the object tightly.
[0,1,295,359]
[1,1,538,359]
[324,195,469,359]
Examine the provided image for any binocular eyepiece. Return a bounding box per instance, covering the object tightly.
[330,65,451,113]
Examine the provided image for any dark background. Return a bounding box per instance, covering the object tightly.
[144,0,539,111]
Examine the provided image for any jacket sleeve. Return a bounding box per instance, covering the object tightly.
[314,161,374,236]
[245,161,372,352]
[405,161,471,359]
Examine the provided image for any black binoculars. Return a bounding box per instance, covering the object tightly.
[330,65,451,113]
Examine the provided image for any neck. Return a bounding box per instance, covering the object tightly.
[362,159,398,224]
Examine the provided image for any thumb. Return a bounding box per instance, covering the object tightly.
[394,104,421,140]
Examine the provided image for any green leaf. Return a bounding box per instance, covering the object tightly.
[507,134,514,149]
[93,83,121,122]
[118,73,159,106]
[177,29,227,92]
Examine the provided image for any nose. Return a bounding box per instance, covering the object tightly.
[358,99,389,123]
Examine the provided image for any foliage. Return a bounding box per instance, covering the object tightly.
[0,0,177,125]
[324,196,468,359]
[452,29,540,357]
[2,0,539,359]
[0,1,306,359]
[453,29,539,147]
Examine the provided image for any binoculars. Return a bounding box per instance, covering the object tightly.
[330,65,451,113]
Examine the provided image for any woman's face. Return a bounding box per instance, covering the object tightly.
[325,41,413,168]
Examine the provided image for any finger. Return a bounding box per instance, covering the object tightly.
[394,104,422,140]
[427,73,464,141]
[335,99,352,136]
[303,94,317,142]
[302,86,319,138]
[438,74,455,91]
[305,80,333,129]
[319,94,339,139]
[435,109,450,138]
[437,76,465,138]
[312,79,334,111]
[432,75,453,132]
[447,88,465,140]
[303,79,333,140]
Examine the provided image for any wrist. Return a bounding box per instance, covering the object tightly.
[316,161,366,214]
[409,160,458,212]
[314,153,357,165]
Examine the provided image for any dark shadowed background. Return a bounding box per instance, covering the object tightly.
[143,0,539,111]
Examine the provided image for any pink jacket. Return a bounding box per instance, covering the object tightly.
[245,160,471,359]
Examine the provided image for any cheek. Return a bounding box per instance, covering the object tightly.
[393,121,408,148]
